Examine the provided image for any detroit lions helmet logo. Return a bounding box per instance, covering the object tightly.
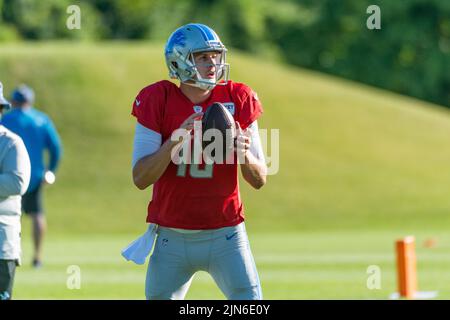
[165,30,186,55]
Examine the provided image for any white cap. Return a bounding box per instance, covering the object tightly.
[12,84,35,104]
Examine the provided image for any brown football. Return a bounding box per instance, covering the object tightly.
[201,102,236,162]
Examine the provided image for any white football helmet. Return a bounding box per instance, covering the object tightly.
[165,23,229,90]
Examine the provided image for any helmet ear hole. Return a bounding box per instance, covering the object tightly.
[171,61,178,69]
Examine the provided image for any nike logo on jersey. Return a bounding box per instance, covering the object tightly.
[225,232,238,241]
[135,99,141,107]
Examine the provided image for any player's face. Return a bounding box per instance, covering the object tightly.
[193,51,222,80]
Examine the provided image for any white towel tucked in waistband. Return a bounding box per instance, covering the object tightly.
[121,223,158,265]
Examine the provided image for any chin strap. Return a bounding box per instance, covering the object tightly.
[183,79,216,91]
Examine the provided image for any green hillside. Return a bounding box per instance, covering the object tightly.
[1,42,450,235]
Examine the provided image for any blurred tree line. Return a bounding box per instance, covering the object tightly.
[0,0,449,107]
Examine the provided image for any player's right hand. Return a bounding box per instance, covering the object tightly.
[175,112,203,143]
[170,112,203,154]
[179,112,203,131]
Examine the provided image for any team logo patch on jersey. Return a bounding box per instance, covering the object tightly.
[222,102,235,115]
[193,105,202,113]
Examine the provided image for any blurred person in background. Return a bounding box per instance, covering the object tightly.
[0,82,30,299]
[1,84,62,268]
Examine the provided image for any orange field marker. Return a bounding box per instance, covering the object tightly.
[396,236,417,298]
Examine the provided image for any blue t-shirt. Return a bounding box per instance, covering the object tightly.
[1,107,62,192]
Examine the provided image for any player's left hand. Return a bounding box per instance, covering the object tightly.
[235,122,252,158]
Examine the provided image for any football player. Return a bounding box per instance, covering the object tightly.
[131,23,267,300]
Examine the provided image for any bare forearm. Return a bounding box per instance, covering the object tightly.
[240,152,267,190]
[132,113,202,190]
[132,139,179,190]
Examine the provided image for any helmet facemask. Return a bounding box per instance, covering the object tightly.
[185,49,229,90]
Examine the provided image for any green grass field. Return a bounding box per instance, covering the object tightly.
[2,42,450,299]
[14,227,450,299]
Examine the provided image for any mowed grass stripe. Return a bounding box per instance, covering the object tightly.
[13,231,450,299]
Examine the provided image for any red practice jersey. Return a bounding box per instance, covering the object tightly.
[131,80,263,229]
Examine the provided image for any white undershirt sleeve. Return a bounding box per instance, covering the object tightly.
[132,123,162,169]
